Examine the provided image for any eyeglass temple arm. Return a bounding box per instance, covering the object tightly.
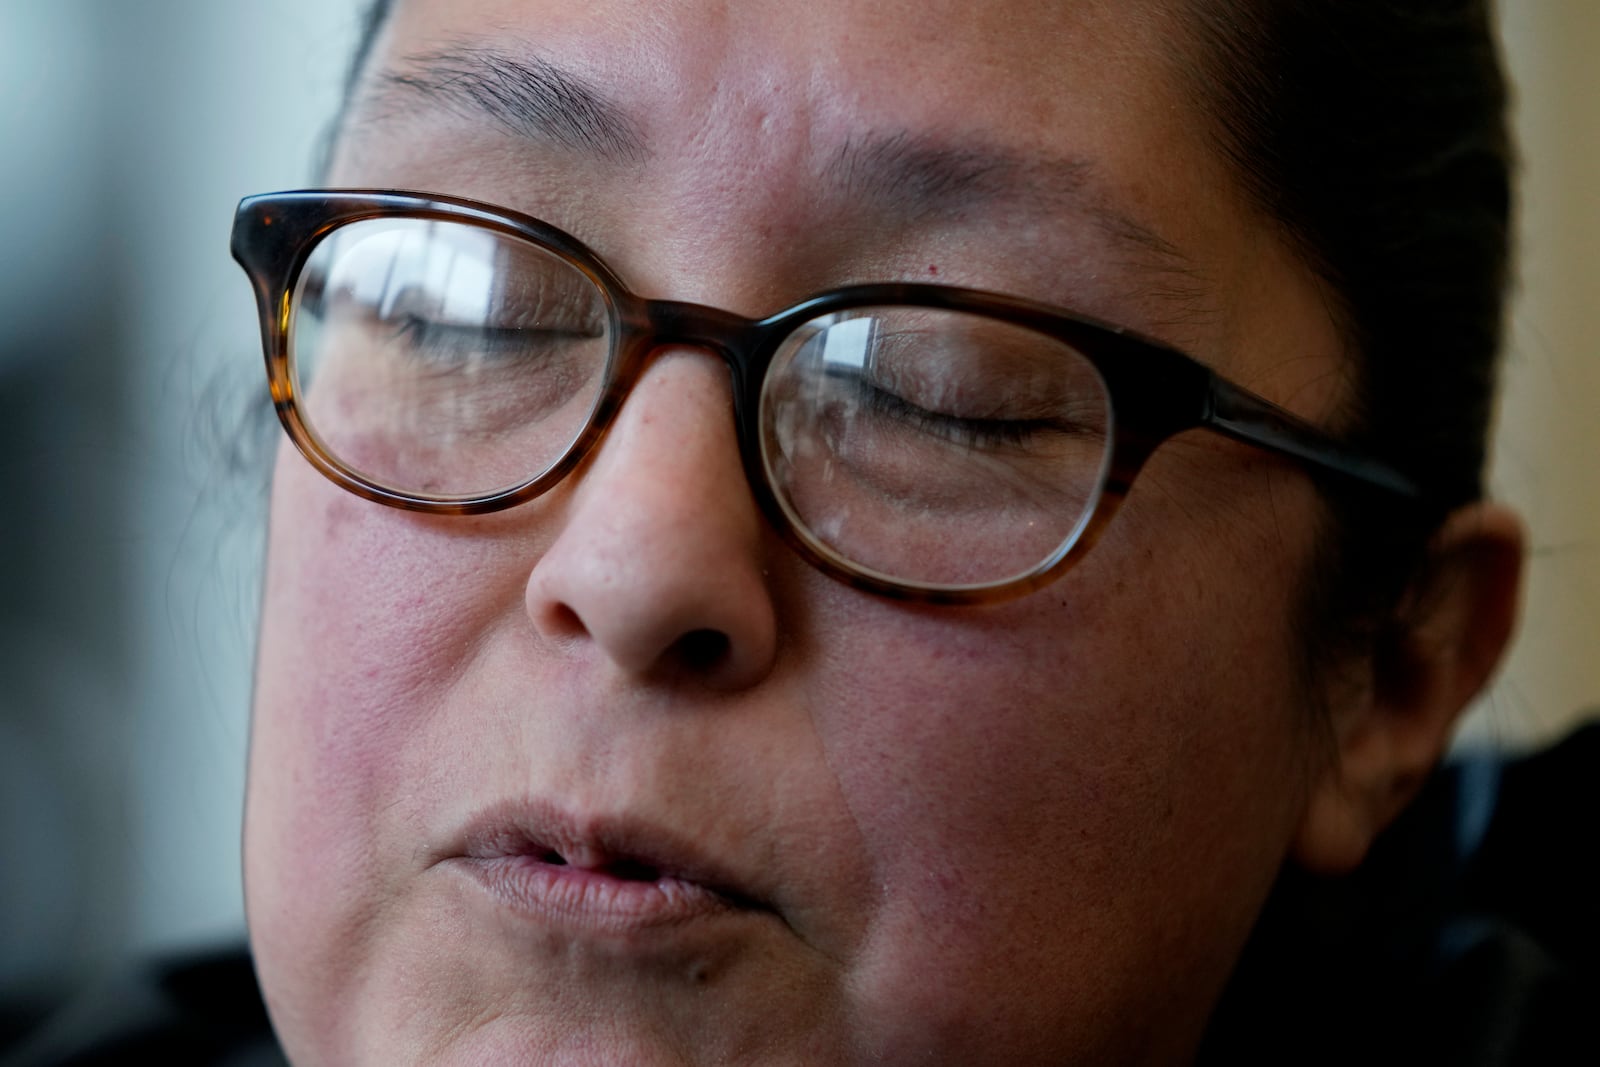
[1203,375,1420,499]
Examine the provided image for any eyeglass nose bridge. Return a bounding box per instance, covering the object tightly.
[566,294,790,517]
[596,293,988,602]
[635,295,768,377]
[593,293,782,455]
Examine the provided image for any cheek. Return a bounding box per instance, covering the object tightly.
[799,493,1320,1055]
[245,451,532,1049]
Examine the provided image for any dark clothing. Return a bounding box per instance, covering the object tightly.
[1200,721,1600,1065]
[1,950,283,1067]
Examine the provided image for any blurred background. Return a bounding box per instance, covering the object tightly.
[0,0,370,1031]
[0,0,1595,1034]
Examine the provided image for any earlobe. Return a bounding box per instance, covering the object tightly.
[1293,503,1525,874]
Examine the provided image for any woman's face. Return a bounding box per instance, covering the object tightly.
[246,0,1354,1062]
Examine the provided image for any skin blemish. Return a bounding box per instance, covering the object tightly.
[928,264,939,276]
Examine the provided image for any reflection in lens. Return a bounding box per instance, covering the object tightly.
[290,218,612,498]
[760,307,1112,588]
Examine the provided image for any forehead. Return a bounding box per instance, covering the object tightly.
[379,0,1188,103]
[361,0,1224,231]
[384,0,1180,111]
[347,0,1295,367]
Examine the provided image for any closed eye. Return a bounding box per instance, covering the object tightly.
[852,376,1072,450]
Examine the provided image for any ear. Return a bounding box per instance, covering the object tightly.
[1293,502,1525,874]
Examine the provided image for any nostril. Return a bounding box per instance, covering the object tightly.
[540,603,587,639]
[674,629,730,672]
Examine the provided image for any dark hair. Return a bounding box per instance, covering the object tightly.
[1179,0,1512,677]
[1187,1,1511,508]
[339,0,1512,660]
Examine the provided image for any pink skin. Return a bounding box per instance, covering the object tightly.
[245,1,1365,1063]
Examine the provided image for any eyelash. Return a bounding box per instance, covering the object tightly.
[854,378,1056,450]
[388,313,601,359]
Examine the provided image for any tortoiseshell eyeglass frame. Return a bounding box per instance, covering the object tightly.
[231,189,1420,606]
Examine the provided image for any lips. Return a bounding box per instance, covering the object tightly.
[445,801,768,932]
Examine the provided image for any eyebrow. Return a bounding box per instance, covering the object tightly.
[356,46,1201,296]
[363,46,646,163]
[824,131,1193,268]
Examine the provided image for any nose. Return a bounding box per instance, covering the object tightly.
[524,351,780,689]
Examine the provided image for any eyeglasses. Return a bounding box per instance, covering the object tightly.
[231,189,1417,604]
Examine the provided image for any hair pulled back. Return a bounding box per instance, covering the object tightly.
[1180,0,1511,656]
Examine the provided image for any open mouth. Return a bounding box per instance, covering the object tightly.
[532,846,663,884]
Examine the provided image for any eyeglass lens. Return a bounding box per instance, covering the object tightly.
[292,218,612,498]
[760,309,1111,586]
[290,217,1115,588]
